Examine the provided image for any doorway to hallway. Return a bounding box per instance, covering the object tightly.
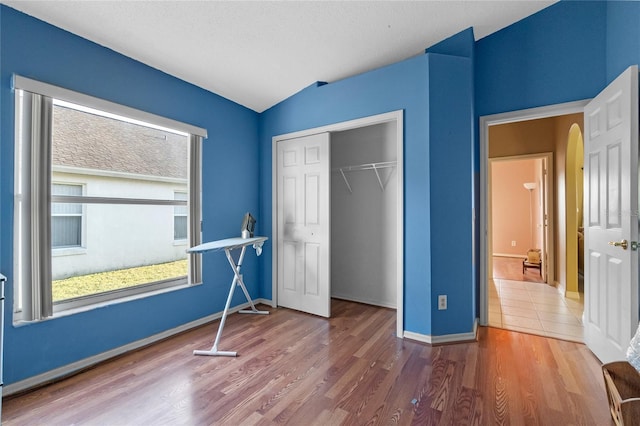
[480,102,587,342]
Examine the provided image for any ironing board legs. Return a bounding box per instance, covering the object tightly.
[228,251,269,316]
[193,245,268,357]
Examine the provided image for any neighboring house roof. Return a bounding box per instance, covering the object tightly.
[52,105,188,180]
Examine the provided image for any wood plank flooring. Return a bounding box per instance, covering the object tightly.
[3,300,612,425]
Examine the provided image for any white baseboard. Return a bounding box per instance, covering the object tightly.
[402,319,478,345]
[492,253,526,259]
[4,298,272,396]
[331,294,396,309]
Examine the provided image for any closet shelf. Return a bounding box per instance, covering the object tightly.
[333,161,397,193]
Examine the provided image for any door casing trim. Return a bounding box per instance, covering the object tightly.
[272,110,404,337]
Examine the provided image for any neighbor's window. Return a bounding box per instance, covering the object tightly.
[174,191,188,241]
[52,183,84,249]
[14,76,206,321]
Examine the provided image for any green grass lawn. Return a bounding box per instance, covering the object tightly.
[53,259,188,301]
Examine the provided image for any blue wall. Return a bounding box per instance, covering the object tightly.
[427,53,474,335]
[475,0,607,119]
[425,28,476,334]
[606,1,640,83]
[0,6,260,384]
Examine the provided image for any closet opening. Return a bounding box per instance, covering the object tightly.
[271,111,404,336]
[330,122,398,309]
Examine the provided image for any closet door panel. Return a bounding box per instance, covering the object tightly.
[276,133,330,317]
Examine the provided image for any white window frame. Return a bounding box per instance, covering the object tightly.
[13,75,206,322]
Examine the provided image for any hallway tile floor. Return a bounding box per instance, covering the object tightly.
[488,278,584,342]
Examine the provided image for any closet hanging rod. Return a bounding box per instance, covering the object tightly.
[332,160,397,173]
[332,161,397,193]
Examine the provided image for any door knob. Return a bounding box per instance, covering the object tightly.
[608,239,628,250]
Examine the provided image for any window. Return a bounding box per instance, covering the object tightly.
[174,191,188,241]
[52,183,84,249]
[14,76,206,321]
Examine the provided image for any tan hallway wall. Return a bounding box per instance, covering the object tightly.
[491,159,537,255]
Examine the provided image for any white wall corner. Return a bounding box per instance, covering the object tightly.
[555,280,566,296]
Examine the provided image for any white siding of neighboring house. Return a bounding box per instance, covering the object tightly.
[52,171,188,280]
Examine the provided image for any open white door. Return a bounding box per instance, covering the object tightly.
[584,65,639,363]
[276,133,330,317]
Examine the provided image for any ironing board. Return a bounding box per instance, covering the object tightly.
[187,236,269,356]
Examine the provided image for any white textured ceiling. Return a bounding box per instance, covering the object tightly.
[2,1,555,112]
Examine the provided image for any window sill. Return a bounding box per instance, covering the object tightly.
[52,247,87,257]
[13,279,201,326]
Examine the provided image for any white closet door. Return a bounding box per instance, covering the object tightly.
[276,133,330,317]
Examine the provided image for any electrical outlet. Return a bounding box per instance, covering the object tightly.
[438,295,447,310]
[511,240,516,247]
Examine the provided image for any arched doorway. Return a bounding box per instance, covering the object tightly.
[565,123,584,299]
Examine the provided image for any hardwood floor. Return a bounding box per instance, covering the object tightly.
[3,300,611,425]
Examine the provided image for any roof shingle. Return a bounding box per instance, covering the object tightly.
[52,106,188,180]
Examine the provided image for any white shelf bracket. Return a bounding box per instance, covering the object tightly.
[339,168,353,193]
[372,164,385,191]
